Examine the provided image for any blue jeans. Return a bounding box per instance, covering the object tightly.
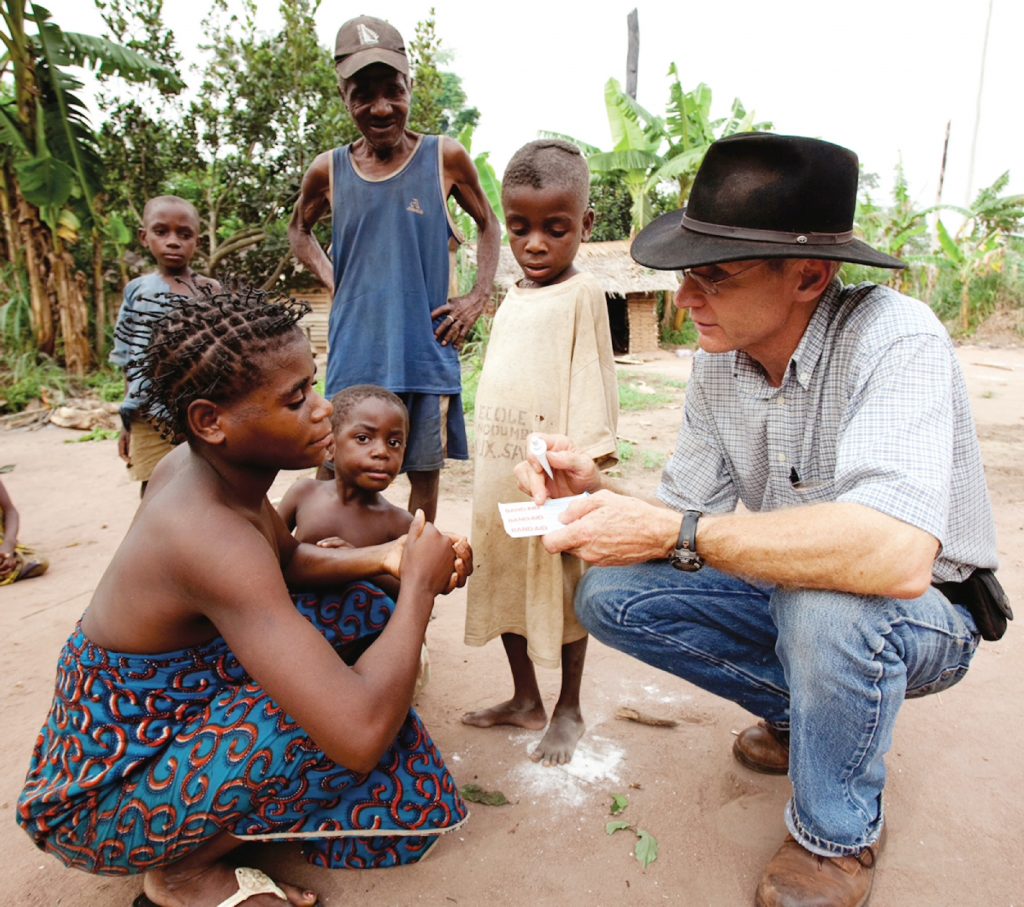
[576,563,979,857]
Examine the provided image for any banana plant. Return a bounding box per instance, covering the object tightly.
[931,173,1024,333]
[585,78,665,233]
[0,0,181,369]
[550,71,770,237]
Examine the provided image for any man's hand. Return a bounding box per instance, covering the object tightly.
[431,290,485,349]
[118,428,132,465]
[513,433,603,506]
[540,490,680,567]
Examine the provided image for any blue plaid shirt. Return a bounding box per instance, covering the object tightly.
[657,279,997,582]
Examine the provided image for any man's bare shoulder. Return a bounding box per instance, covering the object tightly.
[304,149,333,183]
[440,135,475,176]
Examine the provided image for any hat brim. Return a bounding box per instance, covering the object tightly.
[335,48,409,79]
[631,210,905,271]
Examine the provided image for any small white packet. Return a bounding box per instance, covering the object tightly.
[498,493,588,538]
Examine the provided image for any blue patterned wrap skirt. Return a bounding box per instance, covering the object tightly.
[17,584,466,874]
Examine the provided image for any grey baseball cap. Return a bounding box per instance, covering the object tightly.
[334,15,409,79]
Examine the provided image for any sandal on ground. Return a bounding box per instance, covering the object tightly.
[132,866,289,907]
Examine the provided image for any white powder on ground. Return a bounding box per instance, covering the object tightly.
[507,733,625,809]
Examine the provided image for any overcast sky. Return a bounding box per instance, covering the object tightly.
[52,0,1022,212]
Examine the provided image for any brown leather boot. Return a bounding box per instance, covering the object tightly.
[755,832,884,907]
[733,721,790,774]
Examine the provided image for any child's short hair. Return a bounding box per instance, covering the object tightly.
[502,140,590,207]
[142,195,200,227]
[121,287,310,438]
[330,385,408,434]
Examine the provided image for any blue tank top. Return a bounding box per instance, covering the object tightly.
[325,134,460,398]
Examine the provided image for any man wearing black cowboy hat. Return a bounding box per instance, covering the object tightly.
[514,133,1001,906]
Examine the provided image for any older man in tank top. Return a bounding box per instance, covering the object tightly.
[290,15,500,522]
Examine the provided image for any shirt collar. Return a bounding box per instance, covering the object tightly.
[784,277,844,389]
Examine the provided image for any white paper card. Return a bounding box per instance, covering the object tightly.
[498,494,588,538]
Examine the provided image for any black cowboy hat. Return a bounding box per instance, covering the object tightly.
[631,133,905,271]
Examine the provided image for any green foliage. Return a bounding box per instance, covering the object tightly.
[81,366,125,402]
[555,68,770,236]
[0,262,33,348]
[459,314,492,417]
[617,440,634,462]
[610,793,629,815]
[460,783,509,806]
[642,450,666,471]
[635,828,659,868]
[0,349,72,412]
[0,350,121,413]
[66,426,120,443]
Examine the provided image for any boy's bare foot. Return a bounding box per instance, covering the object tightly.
[141,862,317,907]
[461,698,547,730]
[531,708,585,766]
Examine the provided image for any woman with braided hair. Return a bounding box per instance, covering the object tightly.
[17,289,471,907]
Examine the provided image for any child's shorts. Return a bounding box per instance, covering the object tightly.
[127,419,176,482]
[396,392,469,472]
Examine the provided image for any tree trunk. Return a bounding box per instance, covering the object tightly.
[625,10,639,99]
[50,242,92,375]
[93,229,106,360]
[14,190,55,354]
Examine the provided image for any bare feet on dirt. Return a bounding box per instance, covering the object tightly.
[531,707,585,766]
[142,862,317,907]
[461,697,547,730]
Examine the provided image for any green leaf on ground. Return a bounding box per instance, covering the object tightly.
[606,820,632,835]
[610,793,629,815]
[635,828,659,868]
[65,427,120,443]
[460,783,509,806]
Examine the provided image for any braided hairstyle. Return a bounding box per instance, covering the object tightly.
[119,286,310,439]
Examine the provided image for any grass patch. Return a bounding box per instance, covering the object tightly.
[617,371,686,412]
[0,350,73,412]
[642,449,667,471]
[617,440,635,462]
[82,367,125,403]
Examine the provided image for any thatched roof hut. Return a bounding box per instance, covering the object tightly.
[472,240,677,355]
[482,240,678,295]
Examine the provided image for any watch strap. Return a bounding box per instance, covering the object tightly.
[678,509,701,557]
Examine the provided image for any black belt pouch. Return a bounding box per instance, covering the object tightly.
[934,568,1013,641]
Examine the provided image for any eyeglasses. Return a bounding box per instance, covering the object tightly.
[676,260,766,296]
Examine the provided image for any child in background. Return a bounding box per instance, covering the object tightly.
[0,477,48,585]
[109,195,219,496]
[463,140,619,765]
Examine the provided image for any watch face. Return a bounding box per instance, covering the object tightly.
[670,549,704,572]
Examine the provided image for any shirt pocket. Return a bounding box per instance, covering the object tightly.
[783,473,837,506]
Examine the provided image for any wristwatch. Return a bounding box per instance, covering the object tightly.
[669,509,704,571]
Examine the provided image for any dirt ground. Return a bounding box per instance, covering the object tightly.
[2,346,1023,906]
